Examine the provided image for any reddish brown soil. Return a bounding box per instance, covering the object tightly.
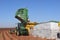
[0,28,56,40]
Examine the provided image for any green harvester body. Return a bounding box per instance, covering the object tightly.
[15,8,29,36]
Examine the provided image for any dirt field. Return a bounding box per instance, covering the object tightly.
[0,28,56,40]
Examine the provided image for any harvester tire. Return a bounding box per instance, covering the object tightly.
[23,29,29,36]
[16,31,20,36]
[57,33,60,38]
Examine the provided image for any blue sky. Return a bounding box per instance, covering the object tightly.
[0,0,60,28]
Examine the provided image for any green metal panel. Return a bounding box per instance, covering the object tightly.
[15,8,29,36]
[15,8,28,23]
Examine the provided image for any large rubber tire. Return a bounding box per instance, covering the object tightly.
[9,30,13,34]
[16,29,29,36]
[16,31,20,36]
[23,29,29,36]
[57,33,60,38]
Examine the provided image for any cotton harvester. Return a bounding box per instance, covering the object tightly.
[14,8,38,36]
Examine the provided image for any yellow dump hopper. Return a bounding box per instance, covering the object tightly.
[26,22,39,32]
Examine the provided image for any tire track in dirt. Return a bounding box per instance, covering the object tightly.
[9,33,30,40]
[2,32,11,40]
[6,32,18,40]
[0,32,4,40]
[11,34,19,40]
[11,33,30,40]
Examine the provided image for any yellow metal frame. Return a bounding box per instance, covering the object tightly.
[58,22,60,27]
[25,22,38,32]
